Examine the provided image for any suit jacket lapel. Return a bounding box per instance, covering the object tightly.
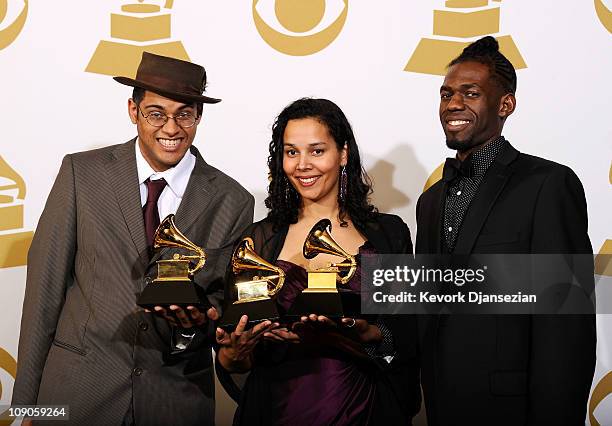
[150,147,218,265]
[418,181,446,254]
[431,183,446,254]
[453,143,519,254]
[108,139,149,260]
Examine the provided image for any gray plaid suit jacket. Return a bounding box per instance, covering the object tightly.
[12,139,254,425]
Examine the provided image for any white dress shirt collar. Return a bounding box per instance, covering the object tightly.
[135,138,196,200]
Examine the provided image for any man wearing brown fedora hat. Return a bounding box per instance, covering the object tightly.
[13,52,254,425]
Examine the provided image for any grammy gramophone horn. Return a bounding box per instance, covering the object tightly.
[302,219,357,284]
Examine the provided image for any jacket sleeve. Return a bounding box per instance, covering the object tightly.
[182,192,255,351]
[373,214,421,420]
[12,155,77,405]
[526,165,596,425]
[206,193,255,314]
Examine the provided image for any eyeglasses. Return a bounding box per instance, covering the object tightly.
[137,106,198,128]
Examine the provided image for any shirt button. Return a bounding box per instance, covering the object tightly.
[133,367,143,376]
[139,322,148,331]
[448,227,453,232]
[456,191,462,195]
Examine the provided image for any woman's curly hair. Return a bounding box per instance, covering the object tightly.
[264,98,377,229]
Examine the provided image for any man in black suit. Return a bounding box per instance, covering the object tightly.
[415,36,596,425]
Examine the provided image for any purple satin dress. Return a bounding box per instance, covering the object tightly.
[246,244,376,426]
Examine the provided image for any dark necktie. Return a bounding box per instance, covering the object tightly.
[143,178,167,248]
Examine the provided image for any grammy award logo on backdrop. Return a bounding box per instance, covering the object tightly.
[423,163,444,192]
[590,371,612,426]
[0,348,17,425]
[589,163,612,426]
[405,0,526,75]
[86,0,189,78]
[589,371,612,426]
[253,0,348,56]
[0,0,28,50]
[594,163,612,276]
[595,0,612,33]
[0,155,33,269]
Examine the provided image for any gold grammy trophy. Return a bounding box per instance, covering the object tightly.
[136,214,209,310]
[219,237,285,329]
[286,219,359,319]
[86,0,189,78]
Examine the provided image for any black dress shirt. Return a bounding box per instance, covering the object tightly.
[442,136,507,252]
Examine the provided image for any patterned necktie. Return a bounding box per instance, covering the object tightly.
[143,178,167,249]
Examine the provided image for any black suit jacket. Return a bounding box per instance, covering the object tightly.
[415,142,596,426]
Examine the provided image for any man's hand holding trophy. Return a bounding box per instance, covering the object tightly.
[137,214,217,328]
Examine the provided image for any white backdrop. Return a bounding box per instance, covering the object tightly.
[0,1,610,425]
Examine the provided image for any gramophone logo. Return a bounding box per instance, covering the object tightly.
[590,371,612,426]
[594,163,612,277]
[0,348,17,425]
[86,0,189,78]
[253,0,348,56]
[0,155,33,269]
[589,163,612,426]
[0,0,28,50]
[423,163,444,192]
[595,0,612,33]
[405,0,526,76]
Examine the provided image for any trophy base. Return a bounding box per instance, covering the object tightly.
[219,298,280,331]
[136,280,211,311]
[284,289,361,321]
[85,40,190,78]
[404,35,526,76]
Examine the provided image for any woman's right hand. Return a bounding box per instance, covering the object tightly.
[216,315,278,372]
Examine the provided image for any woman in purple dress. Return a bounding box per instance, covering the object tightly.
[216,98,420,425]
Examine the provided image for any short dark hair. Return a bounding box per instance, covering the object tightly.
[131,87,203,117]
[265,98,377,229]
[449,36,517,95]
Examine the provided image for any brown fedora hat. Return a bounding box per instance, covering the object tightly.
[114,52,221,104]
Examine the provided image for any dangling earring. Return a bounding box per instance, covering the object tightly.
[339,165,347,204]
[284,176,292,205]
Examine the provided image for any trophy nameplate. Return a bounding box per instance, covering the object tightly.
[137,215,211,310]
[235,280,270,303]
[219,238,284,330]
[285,219,360,320]
[304,268,339,292]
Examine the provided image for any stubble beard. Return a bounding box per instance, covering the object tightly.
[446,137,476,153]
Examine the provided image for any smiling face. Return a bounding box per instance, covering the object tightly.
[282,118,347,207]
[128,90,201,172]
[439,61,515,156]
